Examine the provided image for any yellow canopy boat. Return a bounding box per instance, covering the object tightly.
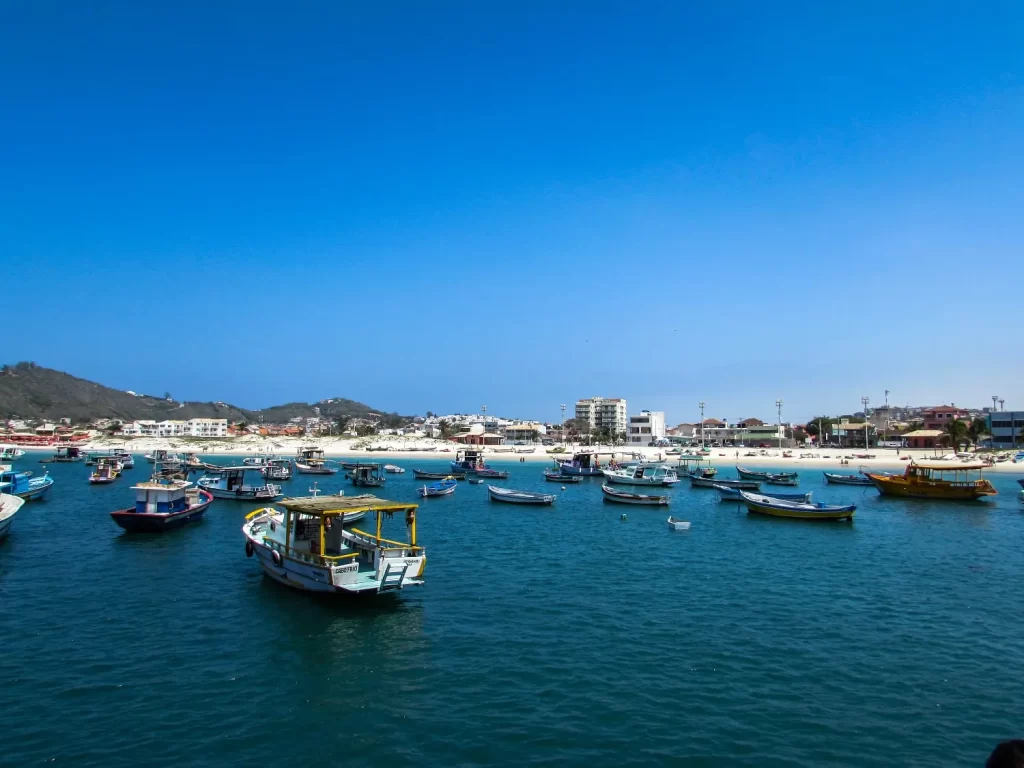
[866,461,997,500]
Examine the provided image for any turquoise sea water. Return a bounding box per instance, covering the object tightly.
[2,455,1023,766]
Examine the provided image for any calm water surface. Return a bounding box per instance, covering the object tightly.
[2,455,1023,766]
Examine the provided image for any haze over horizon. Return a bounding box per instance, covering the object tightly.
[4,2,1021,424]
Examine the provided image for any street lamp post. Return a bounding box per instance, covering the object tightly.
[775,399,783,450]
[560,403,566,447]
[699,401,706,449]
[861,396,870,449]
[884,389,889,445]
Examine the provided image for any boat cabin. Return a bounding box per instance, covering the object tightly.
[244,494,426,594]
[566,452,602,470]
[453,449,485,469]
[350,463,385,487]
[677,456,714,476]
[131,478,199,515]
[297,446,326,462]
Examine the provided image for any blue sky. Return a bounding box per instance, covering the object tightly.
[3,1,1022,424]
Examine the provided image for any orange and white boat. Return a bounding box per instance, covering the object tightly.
[866,461,997,501]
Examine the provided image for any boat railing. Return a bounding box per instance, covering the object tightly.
[345,527,422,553]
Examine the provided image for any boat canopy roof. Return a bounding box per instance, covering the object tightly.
[132,478,191,491]
[277,494,417,517]
[912,461,988,471]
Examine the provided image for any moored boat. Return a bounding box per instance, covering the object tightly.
[261,457,293,481]
[602,464,679,486]
[823,471,874,486]
[666,516,690,530]
[487,485,555,505]
[242,494,425,595]
[413,469,466,480]
[0,464,53,500]
[110,477,214,532]
[451,449,488,474]
[383,464,406,474]
[349,463,386,487]
[543,470,580,483]
[0,446,26,461]
[197,467,282,501]
[145,449,182,465]
[738,491,856,521]
[866,461,997,500]
[294,446,337,474]
[736,465,769,479]
[690,475,760,490]
[476,468,509,479]
[714,484,811,502]
[765,473,799,486]
[0,485,26,540]
[89,457,122,484]
[557,451,606,477]
[601,484,669,506]
[47,445,83,462]
[418,477,456,497]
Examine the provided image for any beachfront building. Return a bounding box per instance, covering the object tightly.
[449,423,505,445]
[922,405,971,431]
[186,418,228,437]
[831,420,875,448]
[503,421,547,441]
[698,419,786,446]
[988,410,1024,448]
[627,411,666,445]
[575,397,628,435]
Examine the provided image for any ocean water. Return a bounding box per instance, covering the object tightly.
[2,455,1023,767]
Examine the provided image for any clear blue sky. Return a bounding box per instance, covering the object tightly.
[3,1,1022,424]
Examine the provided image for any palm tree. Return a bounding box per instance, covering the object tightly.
[967,417,987,451]
[941,419,969,453]
[438,419,453,439]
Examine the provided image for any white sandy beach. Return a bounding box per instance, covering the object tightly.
[15,434,1023,473]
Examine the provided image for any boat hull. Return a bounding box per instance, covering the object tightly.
[543,472,580,483]
[823,472,874,486]
[601,485,668,505]
[487,486,555,505]
[295,463,337,475]
[715,485,811,502]
[866,474,997,500]
[414,470,466,480]
[200,487,281,501]
[744,501,855,520]
[16,479,53,500]
[690,476,760,490]
[110,491,214,532]
[0,494,26,540]
[558,464,603,476]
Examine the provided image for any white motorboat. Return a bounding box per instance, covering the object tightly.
[0,485,26,540]
[601,464,679,486]
[197,467,281,501]
[487,486,555,505]
[667,516,690,530]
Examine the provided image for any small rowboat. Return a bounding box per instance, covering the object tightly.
[383,464,406,474]
[714,485,811,503]
[468,478,485,485]
[476,468,509,479]
[823,471,873,486]
[690,475,760,490]
[765,474,799,486]
[413,470,466,480]
[543,470,580,483]
[739,491,856,521]
[667,516,690,530]
[735,465,769,479]
[487,486,555,505]
[601,485,668,506]
[418,478,456,497]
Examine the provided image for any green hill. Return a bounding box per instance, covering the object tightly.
[0,362,401,425]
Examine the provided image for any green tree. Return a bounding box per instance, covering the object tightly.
[235,421,248,433]
[967,417,987,450]
[941,419,969,453]
[805,416,835,441]
[438,419,455,439]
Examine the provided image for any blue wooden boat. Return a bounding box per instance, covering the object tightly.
[765,473,799,486]
[822,471,873,486]
[476,468,509,479]
[543,470,580,484]
[451,449,488,473]
[0,465,53,500]
[418,478,456,497]
[110,477,214,532]
[715,485,811,502]
[739,491,855,521]
[690,475,760,490]
[414,469,466,480]
[557,452,606,476]
[737,466,797,481]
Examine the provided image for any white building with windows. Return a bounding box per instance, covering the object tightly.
[120,418,227,438]
[575,397,628,435]
[186,418,228,437]
[627,410,666,445]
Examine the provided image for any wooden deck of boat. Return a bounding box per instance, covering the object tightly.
[277,494,416,513]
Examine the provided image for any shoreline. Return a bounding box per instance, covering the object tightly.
[9,436,1024,473]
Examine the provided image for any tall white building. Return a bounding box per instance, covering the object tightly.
[120,418,227,438]
[627,410,666,445]
[575,397,628,435]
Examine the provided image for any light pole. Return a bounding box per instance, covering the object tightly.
[775,399,783,450]
[861,396,870,449]
[884,389,889,445]
[999,399,1005,412]
[560,403,566,447]
[699,401,705,449]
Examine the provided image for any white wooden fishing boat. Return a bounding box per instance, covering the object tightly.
[0,446,26,461]
[487,485,555,505]
[294,446,337,474]
[145,449,182,465]
[715,484,811,502]
[242,494,424,595]
[383,464,406,474]
[556,451,606,476]
[0,484,26,540]
[601,485,669,505]
[349,463,386,487]
[601,463,679,486]
[822,471,873,486]
[261,457,293,481]
[666,516,690,530]
[197,467,282,501]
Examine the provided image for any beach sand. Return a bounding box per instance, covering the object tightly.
[17,434,1023,473]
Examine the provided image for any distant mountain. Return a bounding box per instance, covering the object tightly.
[0,362,402,425]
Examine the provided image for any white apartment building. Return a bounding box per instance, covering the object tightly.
[120,418,228,438]
[627,410,666,445]
[696,419,786,446]
[575,397,628,435]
